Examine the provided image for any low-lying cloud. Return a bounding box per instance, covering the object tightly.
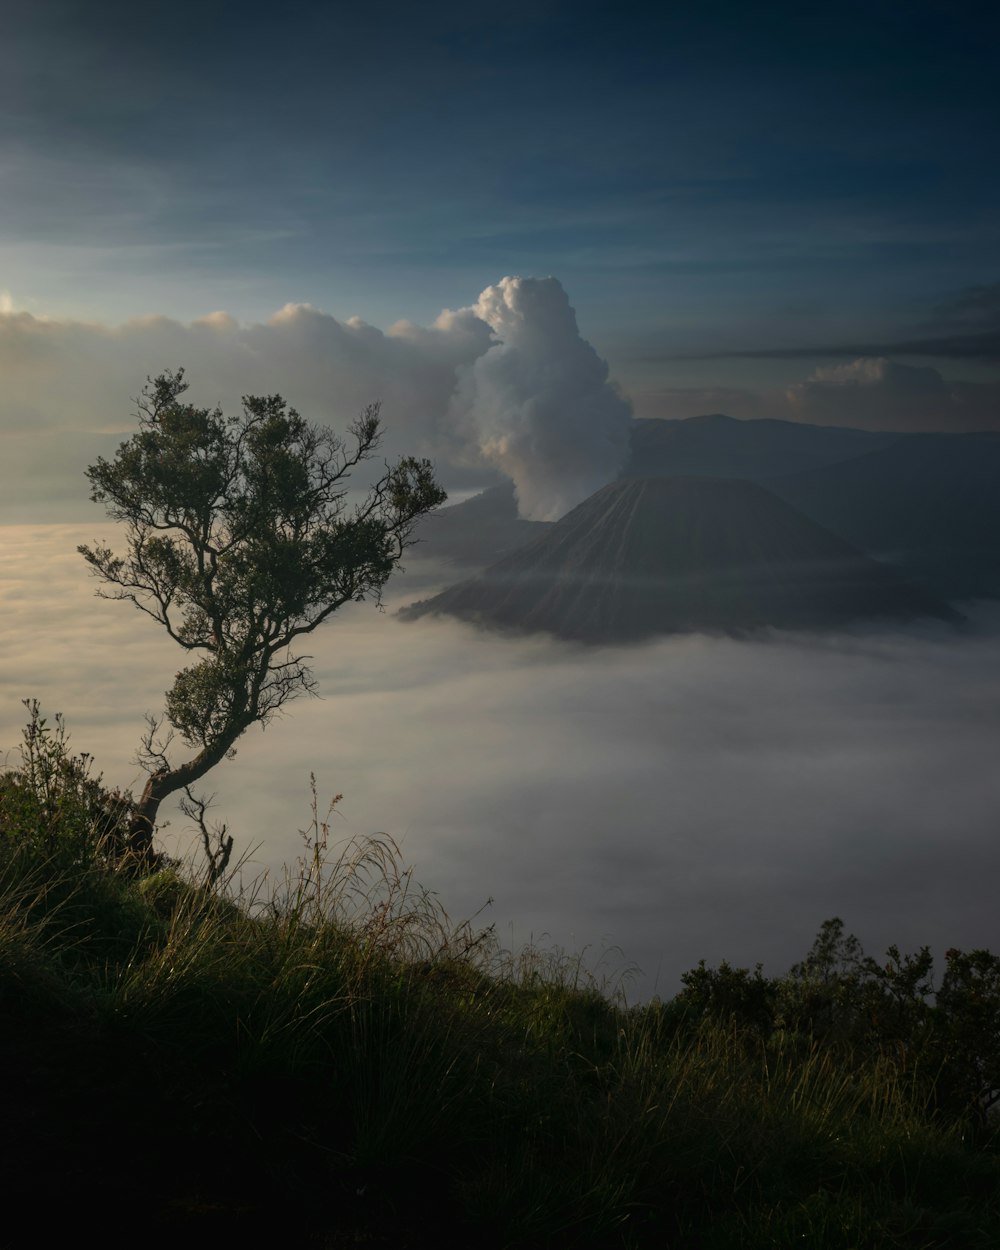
[4,527,1000,999]
[635,358,1000,432]
[786,357,1000,432]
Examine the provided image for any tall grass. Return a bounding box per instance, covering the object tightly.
[1,744,998,1247]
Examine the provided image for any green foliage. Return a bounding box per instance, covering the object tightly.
[678,958,778,1037]
[78,370,447,863]
[673,917,1000,1133]
[0,698,132,869]
[938,947,1000,1116]
[80,370,446,754]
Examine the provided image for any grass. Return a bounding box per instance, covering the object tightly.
[1,753,999,1247]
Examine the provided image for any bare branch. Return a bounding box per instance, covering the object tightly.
[180,787,235,888]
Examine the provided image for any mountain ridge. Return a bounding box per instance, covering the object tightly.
[403,477,960,643]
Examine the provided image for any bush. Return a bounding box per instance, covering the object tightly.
[0,698,133,871]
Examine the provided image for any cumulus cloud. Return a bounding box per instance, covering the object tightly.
[0,278,634,522]
[0,299,490,455]
[450,277,633,521]
[787,357,1000,432]
[632,359,1000,432]
[0,300,493,521]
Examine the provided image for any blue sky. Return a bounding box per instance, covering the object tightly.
[2,0,999,408]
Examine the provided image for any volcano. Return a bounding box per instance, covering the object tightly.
[402,477,960,643]
[413,482,548,566]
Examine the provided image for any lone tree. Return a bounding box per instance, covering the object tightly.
[80,369,446,862]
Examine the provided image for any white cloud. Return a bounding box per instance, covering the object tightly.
[450,276,633,521]
[787,356,1000,431]
[0,300,494,520]
[0,278,635,522]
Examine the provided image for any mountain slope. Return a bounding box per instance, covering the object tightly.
[624,414,900,480]
[412,482,548,566]
[403,477,959,643]
[768,432,1000,598]
[415,416,899,570]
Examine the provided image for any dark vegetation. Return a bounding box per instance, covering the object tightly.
[79,370,445,863]
[2,704,999,1249]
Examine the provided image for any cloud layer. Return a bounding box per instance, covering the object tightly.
[634,358,1000,432]
[4,527,999,1000]
[2,279,998,532]
[786,358,1000,431]
[0,278,632,523]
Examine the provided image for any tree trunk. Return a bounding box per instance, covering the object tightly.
[127,770,173,863]
[126,725,248,867]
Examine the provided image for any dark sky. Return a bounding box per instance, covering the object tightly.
[2,0,999,387]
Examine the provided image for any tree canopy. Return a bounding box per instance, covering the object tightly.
[80,369,446,860]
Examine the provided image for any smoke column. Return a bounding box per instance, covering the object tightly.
[456,276,632,521]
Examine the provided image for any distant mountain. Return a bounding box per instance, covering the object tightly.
[420,415,900,569]
[624,414,900,481]
[418,419,999,601]
[768,433,1000,599]
[412,483,548,567]
[402,477,959,643]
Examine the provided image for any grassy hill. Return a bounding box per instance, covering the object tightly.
[768,432,1000,600]
[2,710,999,1248]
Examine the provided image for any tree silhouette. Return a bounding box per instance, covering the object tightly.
[80,369,446,862]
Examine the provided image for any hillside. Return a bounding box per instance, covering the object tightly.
[624,413,900,480]
[417,416,901,569]
[412,482,548,566]
[2,743,999,1248]
[403,477,959,643]
[767,432,1000,599]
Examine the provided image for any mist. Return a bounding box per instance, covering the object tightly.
[4,524,999,999]
[453,277,632,520]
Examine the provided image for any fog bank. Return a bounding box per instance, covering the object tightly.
[2,527,999,997]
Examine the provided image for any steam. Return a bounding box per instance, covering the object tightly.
[0,278,634,523]
[454,277,633,521]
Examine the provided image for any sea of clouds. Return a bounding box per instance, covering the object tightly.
[3,525,999,1000]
